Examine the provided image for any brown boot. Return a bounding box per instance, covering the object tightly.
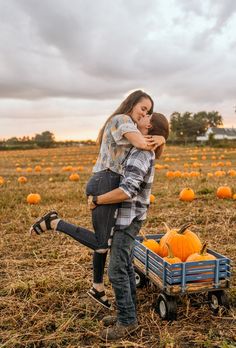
[101,321,138,341]
[102,315,117,327]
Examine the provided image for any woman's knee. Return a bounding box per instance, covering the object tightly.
[95,248,108,254]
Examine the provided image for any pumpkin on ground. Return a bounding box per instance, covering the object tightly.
[179,188,195,202]
[26,193,41,204]
[34,165,42,172]
[216,186,232,199]
[149,194,155,203]
[18,176,27,184]
[69,173,80,181]
[159,223,202,261]
[163,243,182,264]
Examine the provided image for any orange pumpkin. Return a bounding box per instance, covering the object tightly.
[186,242,216,262]
[163,243,182,264]
[149,194,155,203]
[0,176,5,185]
[18,176,27,184]
[142,237,160,254]
[179,188,195,202]
[186,242,216,282]
[26,193,41,204]
[69,173,80,181]
[216,186,232,199]
[34,165,42,172]
[159,223,202,261]
[158,223,175,257]
[228,169,236,177]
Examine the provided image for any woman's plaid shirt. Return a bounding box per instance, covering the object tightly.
[115,147,155,229]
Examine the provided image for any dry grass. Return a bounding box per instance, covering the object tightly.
[0,145,235,348]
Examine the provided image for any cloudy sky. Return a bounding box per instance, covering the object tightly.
[1,0,236,140]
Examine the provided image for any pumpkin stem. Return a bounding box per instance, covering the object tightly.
[166,243,174,258]
[140,229,147,241]
[178,223,192,234]
[162,222,171,234]
[200,242,207,255]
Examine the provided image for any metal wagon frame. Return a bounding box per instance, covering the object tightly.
[133,234,231,320]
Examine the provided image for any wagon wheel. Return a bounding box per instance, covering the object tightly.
[155,293,177,321]
[208,290,230,314]
[134,268,148,288]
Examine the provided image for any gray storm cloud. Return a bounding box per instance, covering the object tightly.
[0,0,235,138]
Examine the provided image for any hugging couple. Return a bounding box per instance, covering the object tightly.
[30,89,169,341]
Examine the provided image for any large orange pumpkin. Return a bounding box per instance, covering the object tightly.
[158,223,175,257]
[159,223,202,261]
[216,186,232,199]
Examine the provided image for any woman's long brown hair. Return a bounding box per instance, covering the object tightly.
[97,90,154,146]
[149,113,169,159]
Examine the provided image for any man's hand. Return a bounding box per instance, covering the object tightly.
[87,195,97,210]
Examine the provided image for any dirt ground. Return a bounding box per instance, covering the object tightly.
[0,145,235,347]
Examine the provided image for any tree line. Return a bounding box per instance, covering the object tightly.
[169,110,223,142]
[0,111,226,150]
[0,131,95,150]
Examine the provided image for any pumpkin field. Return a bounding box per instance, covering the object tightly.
[0,145,236,348]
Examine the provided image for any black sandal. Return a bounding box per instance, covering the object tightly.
[30,210,59,235]
[87,287,113,310]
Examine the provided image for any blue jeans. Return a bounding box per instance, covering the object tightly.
[56,169,121,283]
[86,170,121,249]
[108,219,142,325]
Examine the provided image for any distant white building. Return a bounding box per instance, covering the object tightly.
[197,127,236,141]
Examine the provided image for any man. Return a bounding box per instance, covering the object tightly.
[88,113,169,340]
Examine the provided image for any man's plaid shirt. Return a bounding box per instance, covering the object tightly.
[115,147,155,229]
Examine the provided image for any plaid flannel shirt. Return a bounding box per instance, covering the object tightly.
[115,147,155,229]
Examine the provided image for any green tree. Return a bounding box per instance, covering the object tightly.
[206,111,223,128]
[170,110,223,142]
[34,131,55,148]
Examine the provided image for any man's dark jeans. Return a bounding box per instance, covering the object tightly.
[108,219,142,325]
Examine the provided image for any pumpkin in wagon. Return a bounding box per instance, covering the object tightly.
[163,243,182,264]
[159,223,202,262]
[142,234,160,254]
[186,242,216,262]
[186,242,216,282]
